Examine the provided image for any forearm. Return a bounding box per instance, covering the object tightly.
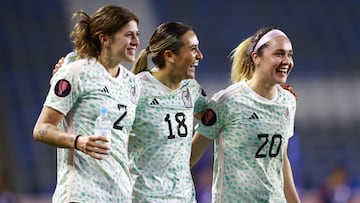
[283,152,301,203]
[190,132,212,168]
[33,106,76,149]
[33,122,76,148]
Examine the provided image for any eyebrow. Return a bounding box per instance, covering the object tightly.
[274,48,293,53]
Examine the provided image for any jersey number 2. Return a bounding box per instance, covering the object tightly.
[113,104,127,130]
[164,112,188,139]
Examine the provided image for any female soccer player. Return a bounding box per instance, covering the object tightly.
[191,27,301,203]
[129,22,208,203]
[33,6,141,203]
[54,21,208,203]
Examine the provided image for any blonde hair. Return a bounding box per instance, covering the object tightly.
[230,27,277,84]
[230,37,254,83]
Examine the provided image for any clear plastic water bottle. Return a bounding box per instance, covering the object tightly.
[94,107,112,146]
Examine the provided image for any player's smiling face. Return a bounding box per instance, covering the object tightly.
[172,30,203,80]
[109,20,140,63]
[257,36,294,85]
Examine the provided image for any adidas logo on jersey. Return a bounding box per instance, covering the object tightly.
[249,112,259,120]
[101,86,109,93]
[150,98,159,105]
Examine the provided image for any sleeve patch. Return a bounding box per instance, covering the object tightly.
[201,108,217,126]
[54,79,71,97]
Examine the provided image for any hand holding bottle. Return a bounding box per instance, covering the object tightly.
[74,135,110,160]
[73,107,112,160]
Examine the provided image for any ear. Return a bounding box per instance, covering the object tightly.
[164,50,176,63]
[251,52,260,66]
[99,34,111,47]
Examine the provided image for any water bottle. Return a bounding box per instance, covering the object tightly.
[94,107,112,146]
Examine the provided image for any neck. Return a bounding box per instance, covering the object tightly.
[98,53,121,77]
[151,68,181,90]
[246,78,277,100]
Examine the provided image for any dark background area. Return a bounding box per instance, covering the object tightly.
[1,0,359,202]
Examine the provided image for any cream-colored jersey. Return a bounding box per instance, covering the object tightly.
[45,58,140,203]
[129,71,208,203]
[197,80,296,203]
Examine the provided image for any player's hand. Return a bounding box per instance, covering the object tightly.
[52,57,65,76]
[75,135,110,160]
[280,84,298,100]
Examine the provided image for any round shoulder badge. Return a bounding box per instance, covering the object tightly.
[54,79,71,97]
[201,108,217,126]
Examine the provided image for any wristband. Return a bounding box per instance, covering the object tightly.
[74,135,81,150]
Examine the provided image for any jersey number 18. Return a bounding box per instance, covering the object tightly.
[164,112,188,139]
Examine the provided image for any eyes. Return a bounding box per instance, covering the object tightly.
[125,31,139,39]
[274,51,293,58]
[190,45,201,53]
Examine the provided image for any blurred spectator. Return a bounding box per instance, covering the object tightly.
[0,170,16,203]
[319,167,353,203]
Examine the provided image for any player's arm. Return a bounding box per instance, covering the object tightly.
[52,51,77,75]
[194,111,204,120]
[280,84,298,99]
[52,57,65,75]
[190,131,212,168]
[283,143,301,203]
[33,106,109,160]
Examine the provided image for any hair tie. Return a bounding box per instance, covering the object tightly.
[145,46,150,53]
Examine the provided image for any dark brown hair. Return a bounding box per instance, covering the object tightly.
[132,22,192,74]
[70,5,139,59]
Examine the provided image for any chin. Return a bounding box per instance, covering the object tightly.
[276,77,288,84]
[124,54,136,62]
[187,71,195,79]
[187,74,195,79]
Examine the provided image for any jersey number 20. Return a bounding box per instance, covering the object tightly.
[255,134,283,158]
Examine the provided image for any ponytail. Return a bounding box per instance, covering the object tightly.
[132,49,149,74]
[230,37,254,83]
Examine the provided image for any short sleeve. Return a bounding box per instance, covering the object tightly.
[196,94,227,140]
[44,63,82,115]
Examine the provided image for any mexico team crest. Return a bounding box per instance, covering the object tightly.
[281,108,290,125]
[182,88,192,108]
[130,86,137,104]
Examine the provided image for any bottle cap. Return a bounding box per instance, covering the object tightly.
[100,107,108,115]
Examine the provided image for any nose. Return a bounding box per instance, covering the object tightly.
[282,55,292,65]
[196,48,203,60]
[131,35,140,47]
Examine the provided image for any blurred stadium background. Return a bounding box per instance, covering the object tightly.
[1,0,360,202]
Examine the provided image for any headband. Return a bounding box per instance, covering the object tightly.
[253,29,287,53]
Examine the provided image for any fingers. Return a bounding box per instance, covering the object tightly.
[280,84,298,100]
[52,67,59,76]
[52,57,65,76]
[58,57,65,64]
[77,135,110,160]
[86,146,110,160]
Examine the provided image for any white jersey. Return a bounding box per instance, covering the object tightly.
[45,58,141,203]
[129,71,208,203]
[197,80,296,203]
